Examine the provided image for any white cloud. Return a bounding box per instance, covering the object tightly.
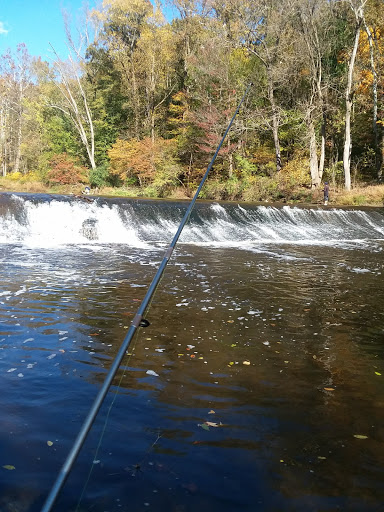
[0,22,9,35]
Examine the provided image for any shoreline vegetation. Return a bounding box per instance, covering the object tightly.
[1,1,384,206]
[1,176,384,208]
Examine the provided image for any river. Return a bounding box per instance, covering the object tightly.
[0,192,383,512]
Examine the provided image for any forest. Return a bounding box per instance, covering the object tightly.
[0,0,383,203]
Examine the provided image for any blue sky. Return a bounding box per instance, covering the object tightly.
[0,0,176,62]
[0,0,98,61]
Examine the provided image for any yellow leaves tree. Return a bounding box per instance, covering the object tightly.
[108,136,181,194]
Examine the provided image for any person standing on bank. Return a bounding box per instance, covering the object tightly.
[323,182,329,205]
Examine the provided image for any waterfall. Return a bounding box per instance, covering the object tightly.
[1,192,384,248]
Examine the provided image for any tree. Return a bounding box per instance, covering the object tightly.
[343,0,365,190]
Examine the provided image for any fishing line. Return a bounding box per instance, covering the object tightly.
[75,286,160,511]
[41,81,253,512]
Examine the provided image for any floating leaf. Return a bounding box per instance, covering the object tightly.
[228,361,234,366]
[324,387,335,391]
[231,344,237,347]
[243,360,251,365]
[353,434,368,439]
[47,441,53,446]
[208,410,215,414]
[198,423,210,431]
[375,372,381,376]
[146,370,159,377]
[205,421,219,427]
[3,465,15,470]
[227,320,234,323]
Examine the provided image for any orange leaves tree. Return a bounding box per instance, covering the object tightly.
[108,136,181,195]
[47,153,89,185]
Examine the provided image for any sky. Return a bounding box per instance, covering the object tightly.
[0,0,99,61]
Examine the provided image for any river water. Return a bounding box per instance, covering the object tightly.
[0,193,383,512]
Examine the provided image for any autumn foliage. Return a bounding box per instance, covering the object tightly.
[47,153,88,185]
[108,137,180,188]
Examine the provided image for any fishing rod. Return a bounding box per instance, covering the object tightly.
[41,81,253,512]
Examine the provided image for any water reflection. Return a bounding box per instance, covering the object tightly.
[0,241,383,511]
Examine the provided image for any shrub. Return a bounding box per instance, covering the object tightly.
[47,153,88,185]
[89,164,111,188]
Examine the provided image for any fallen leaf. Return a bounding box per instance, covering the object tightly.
[208,410,215,414]
[353,434,368,439]
[3,465,15,470]
[146,370,159,377]
[243,360,251,365]
[231,344,237,347]
[198,423,210,431]
[375,372,381,376]
[324,387,335,391]
[205,421,219,427]
[227,320,234,323]
[47,441,53,446]
[190,354,195,358]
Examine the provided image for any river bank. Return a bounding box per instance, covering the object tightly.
[1,176,384,207]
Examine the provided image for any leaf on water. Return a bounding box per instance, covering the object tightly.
[231,344,237,347]
[324,387,335,391]
[146,370,159,377]
[198,423,210,431]
[353,434,368,439]
[227,320,234,323]
[205,421,219,427]
[243,360,251,365]
[375,372,381,376]
[47,441,53,446]
[229,361,234,365]
[3,465,15,470]
[313,355,317,359]
[208,410,215,414]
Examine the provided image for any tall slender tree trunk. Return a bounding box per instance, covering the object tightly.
[309,115,320,187]
[343,18,361,191]
[267,69,281,172]
[363,18,381,179]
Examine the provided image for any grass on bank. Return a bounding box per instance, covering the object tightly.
[1,175,384,207]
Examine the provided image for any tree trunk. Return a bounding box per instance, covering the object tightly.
[309,115,320,187]
[343,18,361,191]
[267,70,282,172]
[363,18,381,179]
